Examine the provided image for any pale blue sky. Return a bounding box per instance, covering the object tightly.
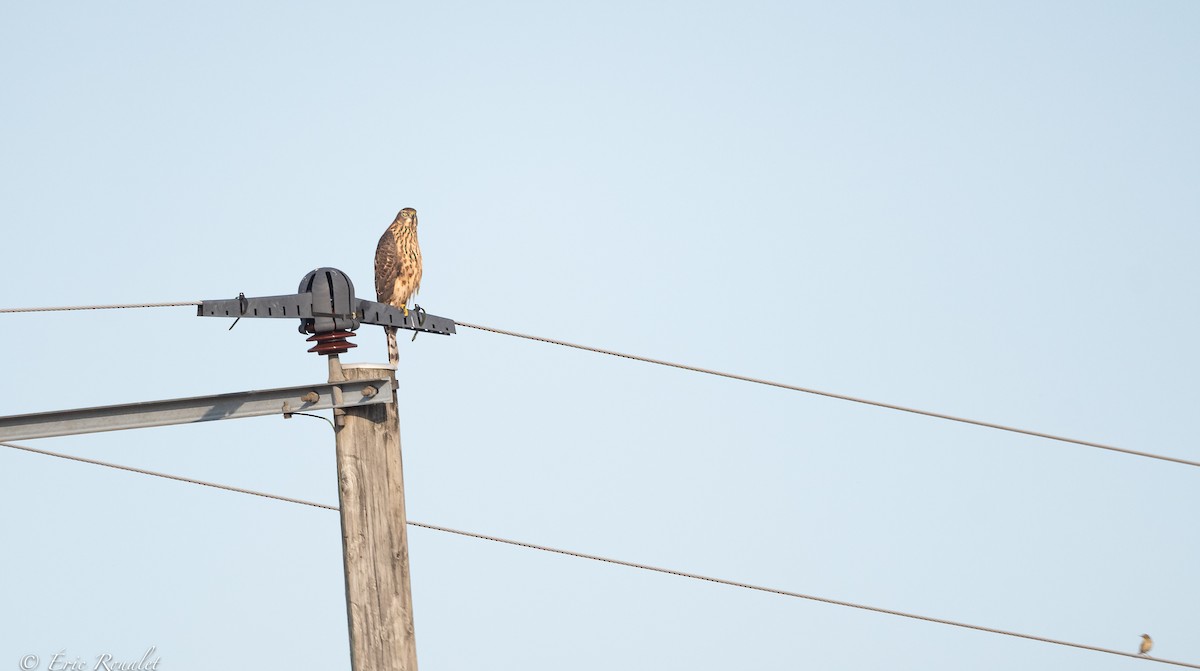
[2,1,1198,669]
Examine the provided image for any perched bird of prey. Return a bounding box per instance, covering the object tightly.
[374,207,423,366]
[1140,634,1153,656]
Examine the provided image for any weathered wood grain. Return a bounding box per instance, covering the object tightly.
[333,362,417,671]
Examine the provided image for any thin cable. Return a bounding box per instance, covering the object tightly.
[286,412,337,430]
[0,441,336,511]
[457,322,1200,469]
[411,521,1190,667]
[2,440,1193,668]
[0,301,201,313]
[1,303,1192,468]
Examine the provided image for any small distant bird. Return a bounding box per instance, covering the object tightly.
[374,208,423,366]
[1139,634,1153,656]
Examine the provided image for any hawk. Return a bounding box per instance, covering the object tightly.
[1139,634,1153,656]
[374,207,423,365]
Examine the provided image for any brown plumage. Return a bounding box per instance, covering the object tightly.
[374,208,423,366]
[1140,634,1153,656]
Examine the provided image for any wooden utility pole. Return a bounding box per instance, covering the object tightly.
[330,357,418,670]
[194,267,453,670]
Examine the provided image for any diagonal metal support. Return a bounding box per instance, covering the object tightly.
[0,379,393,441]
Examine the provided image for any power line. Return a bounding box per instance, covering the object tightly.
[3,440,1193,669]
[1,301,1193,469]
[411,522,1187,667]
[0,301,201,313]
[456,321,1200,469]
[1,441,336,510]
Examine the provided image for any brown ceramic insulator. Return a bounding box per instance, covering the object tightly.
[306,330,357,355]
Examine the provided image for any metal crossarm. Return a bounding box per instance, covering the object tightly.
[356,299,456,335]
[0,379,393,441]
[196,266,456,338]
[197,295,455,336]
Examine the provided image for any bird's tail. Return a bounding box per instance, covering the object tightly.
[386,326,399,367]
